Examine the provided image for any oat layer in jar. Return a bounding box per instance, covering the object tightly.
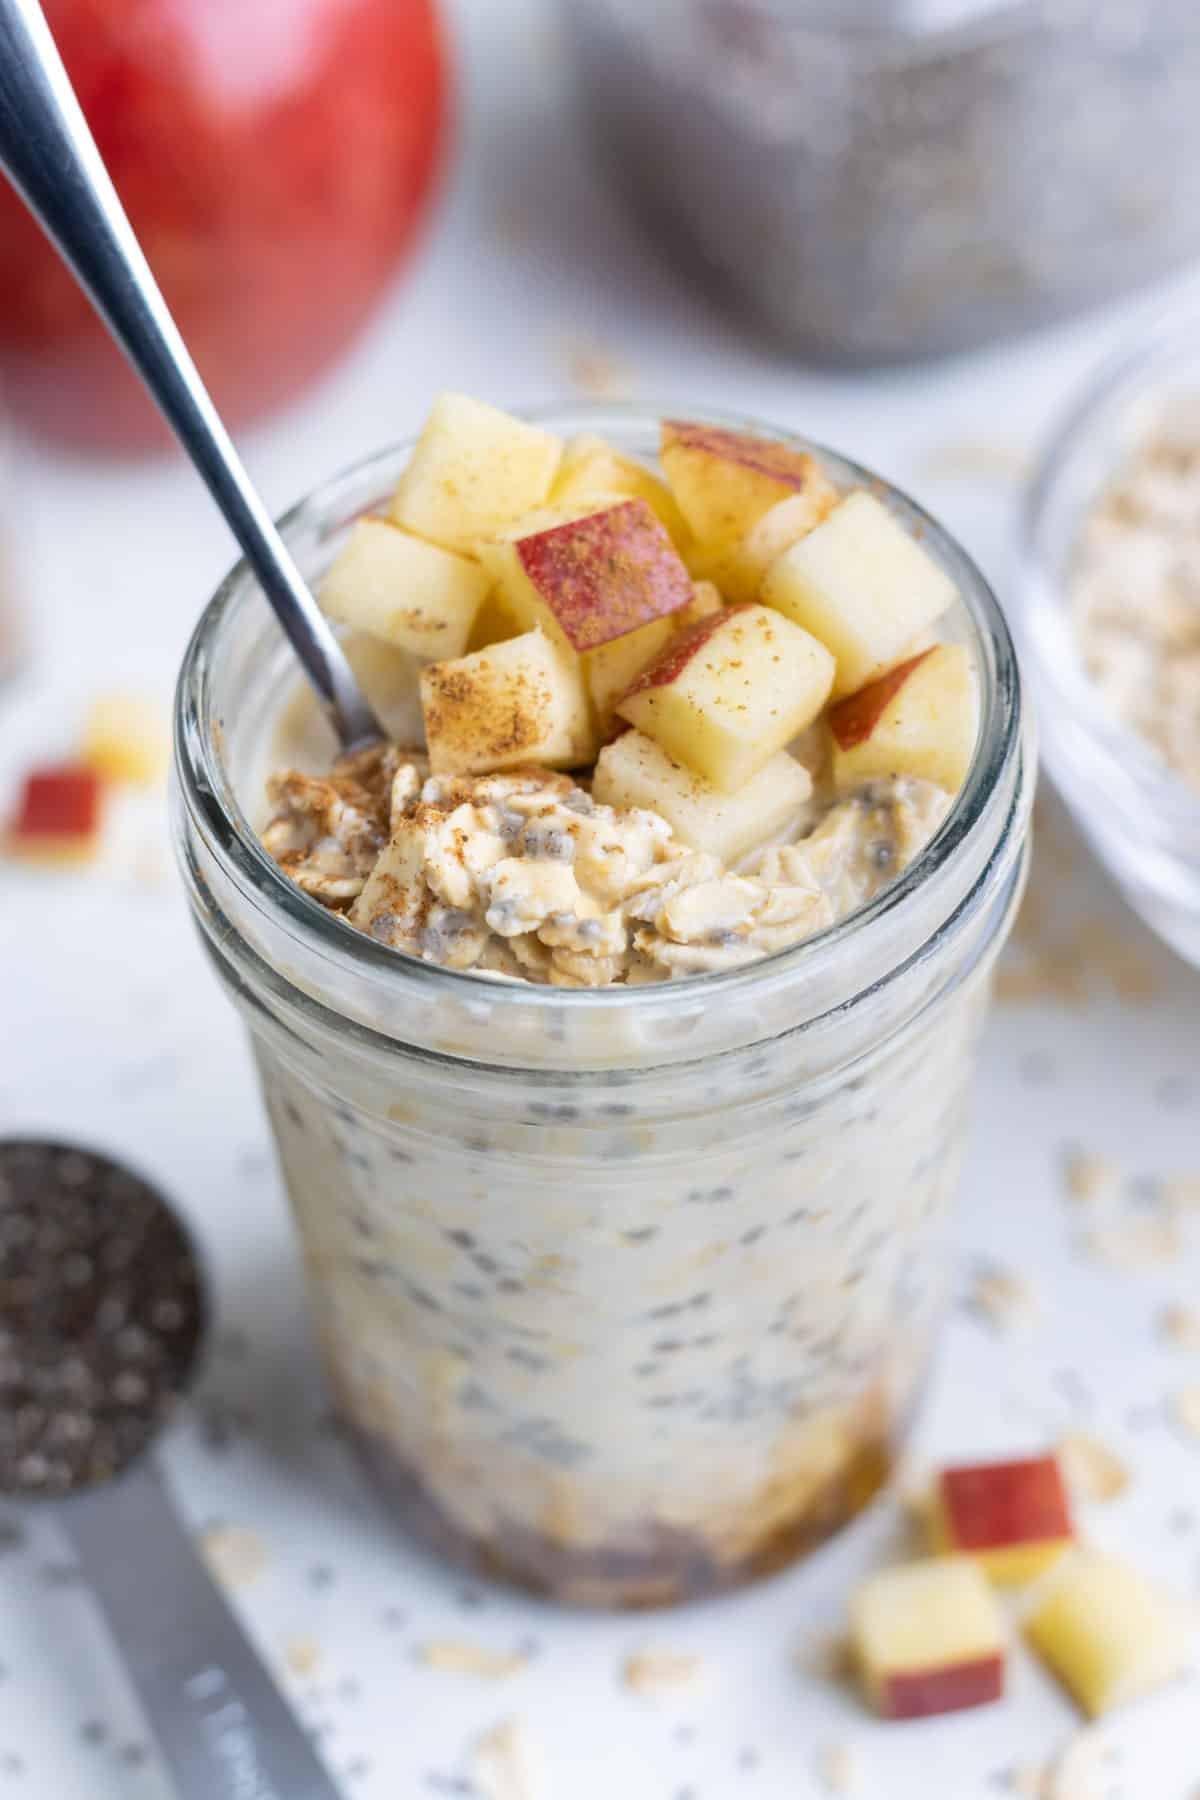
[174,411,1033,1607]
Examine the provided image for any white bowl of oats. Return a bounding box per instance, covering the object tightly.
[1022,315,1200,968]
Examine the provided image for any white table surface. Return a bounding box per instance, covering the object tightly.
[2,2,1200,1794]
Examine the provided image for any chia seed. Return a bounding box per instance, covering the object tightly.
[0,1142,204,1496]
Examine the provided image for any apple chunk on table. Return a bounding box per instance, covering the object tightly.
[1024,1550,1194,1717]
[763,490,958,696]
[5,765,105,865]
[933,1456,1075,1586]
[829,645,978,794]
[481,497,695,656]
[420,628,595,775]
[851,1559,1007,1720]
[391,392,562,553]
[593,729,811,864]
[617,603,835,793]
[321,519,492,660]
[661,420,835,561]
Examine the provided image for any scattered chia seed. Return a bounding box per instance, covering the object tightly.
[0,1142,203,1497]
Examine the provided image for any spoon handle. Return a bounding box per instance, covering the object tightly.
[61,1462,345,1800]
[0,0,381,750]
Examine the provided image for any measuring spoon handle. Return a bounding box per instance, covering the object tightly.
[62,1463,344,1800]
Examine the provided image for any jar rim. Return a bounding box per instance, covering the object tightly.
[174,401,1027,1044]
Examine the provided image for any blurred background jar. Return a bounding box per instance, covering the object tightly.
[563,0,1200,361]
[0,0,448,452]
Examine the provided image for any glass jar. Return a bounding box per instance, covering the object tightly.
[173,407,1033,1607]
[563,0,1200,359]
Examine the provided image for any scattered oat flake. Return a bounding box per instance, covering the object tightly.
[472,1719,544,1800]
[561,338,634,400]
[996,1766,1048,1798]
[815,1739,861,1795]
[199,1525,267,1589]
[795,1632,854,1682]
[283,1637,321,1678]
[1161,1304,1200,1351]
[1171,1387,1200,1439]
[622,1648,705,1695]
[969,1265,1038,1331]
[919,440,1032,485]
[1163,1173,1200,1211]
[1043,1725,1111,1800]
[419,1641,528,1679]
[1062,1149,1120,1204]
[1057,1432,1130,1502]
[1082,1215,1182,1270]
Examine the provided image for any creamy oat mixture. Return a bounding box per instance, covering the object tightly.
[1071,396,1200,793]
[262,742,950,986]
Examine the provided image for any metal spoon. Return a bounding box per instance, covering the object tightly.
[0,0,382,751]
[0,1138,345,1800]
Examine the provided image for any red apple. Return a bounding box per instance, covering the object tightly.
[484,500,695,653]
[0,0,448,451]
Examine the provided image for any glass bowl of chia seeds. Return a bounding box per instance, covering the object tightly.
[563,0,1200,360]
[1021,311,1200,967]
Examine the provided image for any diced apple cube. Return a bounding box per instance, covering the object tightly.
[82,692,169,787]
[616,603,835,793]
[6,764,105,865]
[479,498,694,654]
[552,433,691,549]
[762,490,958,696]
[829,645,977,794]
[391,393,562,552]
[585,616,678,741]
[320,519,492,660]
[693,483,840,606]
[933,1456,1075,1586]
[593,729,811,863]
[420,628,595,775]
[1024,1550,1193,1717]
[661,420,834,560]
[851,1559,1007,1721]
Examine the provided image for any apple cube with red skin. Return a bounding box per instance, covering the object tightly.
[617,603,835,793]
[829,645,978,795]
[852,1559,1007,1721]
[6,764,104,864]
[691,482,840,605]
[1024,1550,1194,1717]
[934,1456,1075,1586]
[661,420,834,561]
[391,394,562,553]
[482,498,695,657]
[320,518,492,660]
[551,433,691,550]
[762,491,958,696]
[593,729,811,864]
[420,627,595,775]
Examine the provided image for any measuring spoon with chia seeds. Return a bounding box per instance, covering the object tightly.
[0,0,382,754]
[0,1140,346,1800]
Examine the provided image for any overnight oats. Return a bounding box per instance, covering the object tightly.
[175,400,1032,1606]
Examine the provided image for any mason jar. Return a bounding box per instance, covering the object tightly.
[173,407,1033,1608]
